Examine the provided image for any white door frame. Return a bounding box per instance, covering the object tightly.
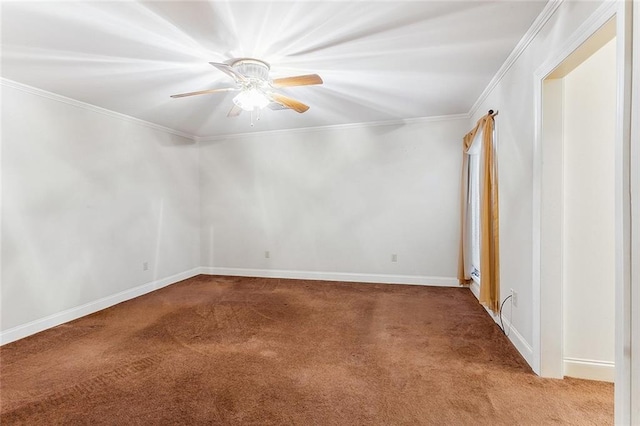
[532,1,635,423]
[628,1,639,422]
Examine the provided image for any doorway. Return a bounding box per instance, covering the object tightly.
[532,1,637,422]
[555,34,617,383]
[535,14,617,379]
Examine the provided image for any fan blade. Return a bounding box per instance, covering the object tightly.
[210,62,248,83]
[227,104,242,118]
[268,102,289,111]
[270,93,310,113]
[271,74,323,88]
[170,87,237,98]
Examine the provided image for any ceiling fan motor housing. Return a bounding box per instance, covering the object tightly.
[231,58,270,83]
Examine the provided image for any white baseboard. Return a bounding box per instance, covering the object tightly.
[501,316,534,367]
[200,267,459,287]
[564,358,615,383]
[0,267,201,345]
[469,280,534,366]
[469,279,481,299]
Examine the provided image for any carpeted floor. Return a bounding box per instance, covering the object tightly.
[0,275,613,425]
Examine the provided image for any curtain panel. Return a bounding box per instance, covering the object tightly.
[457,112,500,312]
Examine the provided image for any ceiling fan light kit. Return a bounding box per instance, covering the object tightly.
[170,57,323,125]
[233,88,270,111]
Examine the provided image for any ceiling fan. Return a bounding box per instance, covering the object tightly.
[170,58,323,120]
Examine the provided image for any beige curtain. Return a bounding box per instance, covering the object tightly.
[457,112,500,312]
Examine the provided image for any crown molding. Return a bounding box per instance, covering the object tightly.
[195,113,470,142]
[2,76,469,141]
[1,77,196,141]
[468,0,564,118]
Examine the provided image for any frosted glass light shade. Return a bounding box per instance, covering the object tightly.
[233,89,270,111]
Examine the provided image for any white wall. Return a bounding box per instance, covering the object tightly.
[562,38,616,381]
[469,0,605,360]
[200,118,467,282]
[1,83,200,339]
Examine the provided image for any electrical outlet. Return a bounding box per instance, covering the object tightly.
[511,288,518,307]
[265,251,270,259]
[143,262,149,271]
[391,254,398,262]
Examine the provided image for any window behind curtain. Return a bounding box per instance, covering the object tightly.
[468,128,483,282]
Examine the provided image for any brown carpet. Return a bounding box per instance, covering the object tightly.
[0,275,612,425]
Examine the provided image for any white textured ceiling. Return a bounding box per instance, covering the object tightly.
[1,1,547,138]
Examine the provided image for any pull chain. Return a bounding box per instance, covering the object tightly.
[249,108,263,126]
